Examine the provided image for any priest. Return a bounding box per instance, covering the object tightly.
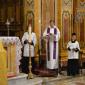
[43,20,60,75]
[21,25,37,74]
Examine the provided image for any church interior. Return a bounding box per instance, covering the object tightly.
[0,0,85,85]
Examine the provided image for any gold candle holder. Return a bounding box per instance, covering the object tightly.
[27,25,33,79]
[28,44,33,79]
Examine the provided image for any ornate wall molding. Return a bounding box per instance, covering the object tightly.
[41,0,55,32]
[61,0,73,49]
[62,11,71,48]
[73,0,85,48]
[23,0,34,31]
[79,0,85,8]
[62,0,72,8]
[27,0,33,6]
[26,11,34,31]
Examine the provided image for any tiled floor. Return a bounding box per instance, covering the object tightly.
[43,75,85,85]
[8,71,85,85]
[42,70,85,85]
[54,76,85,85]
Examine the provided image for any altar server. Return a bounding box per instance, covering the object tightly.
[21,26,37,74]
[67,33,80,76]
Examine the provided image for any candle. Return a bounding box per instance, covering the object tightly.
[39,19,41,49]
[28,24,32,42]
[29,25,31,35]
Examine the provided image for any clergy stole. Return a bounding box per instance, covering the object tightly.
[0,41,8,85]
[47,28,57,61]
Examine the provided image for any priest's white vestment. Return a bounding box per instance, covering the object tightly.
[67,41,80,59]
[43,26,60,69]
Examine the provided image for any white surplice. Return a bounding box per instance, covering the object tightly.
[67,41,80,59]
[43,26,60,69]
[22,32,37,57]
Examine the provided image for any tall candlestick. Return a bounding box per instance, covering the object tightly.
[27,24,33,79]
[38,19,42,66]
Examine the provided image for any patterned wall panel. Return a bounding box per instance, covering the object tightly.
[62,0,73,49]
[62,0,72,8]
[73,0,85,48]
[78,0,85,9]
[24,0,34,31]
[62,11,71,48]
[41,0,55,32]
[78,0,85,48]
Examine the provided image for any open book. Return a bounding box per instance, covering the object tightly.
[43,33,54,41]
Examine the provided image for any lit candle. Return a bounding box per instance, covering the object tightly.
[39,19,41,35]
[28,24,32,42]
[39,19,41,49]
